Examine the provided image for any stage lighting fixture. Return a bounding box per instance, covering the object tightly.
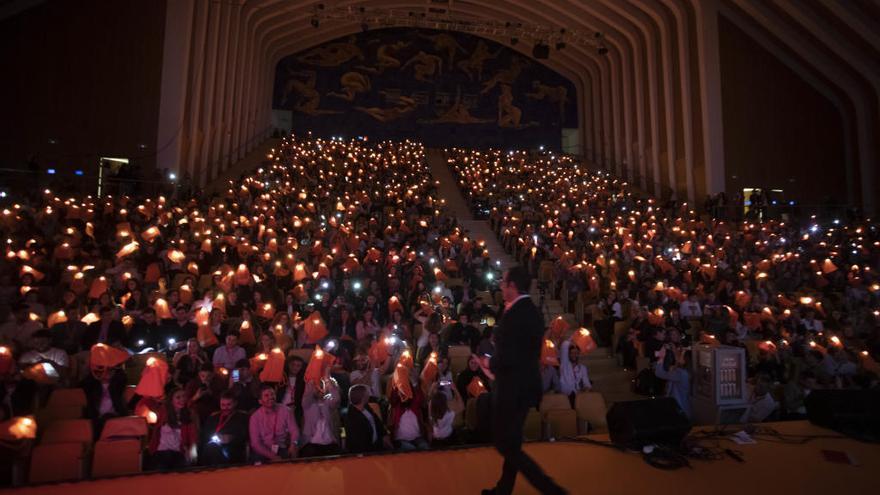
[532,42,550,59]
[556,41,566,50]
[511,37,519,45]
[311,17,319,28]
[598,45,609,55]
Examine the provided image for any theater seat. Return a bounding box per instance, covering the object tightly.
[543,409,578,440]
[47,388,87,408]
[574,392,608,434]
[539,393,571,413]
[29,442,87,483]
[100,416,147,441]
[41,419,93,445]
[91,439,143,478]
[523,409,542,441]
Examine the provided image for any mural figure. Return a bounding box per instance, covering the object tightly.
[421,88,493,124]
[481,57,529,94]
[402,51,443,82]
[526,81,569,119]
[457,40,500,81]
[354,93,419,122]
[281,70,340,115]
[328,71,372,101]
[420,32,467,67]
[357,41,410,74]
[298,37,364,67]
[497,84,522,128]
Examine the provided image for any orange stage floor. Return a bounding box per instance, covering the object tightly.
[7,421,876,495]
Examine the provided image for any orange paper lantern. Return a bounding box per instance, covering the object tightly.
[89,343,130,370]
[466,376,488,398]
[304,311,328,344]
[540,339,559,367]
[88,276,109,299]
[571,328,597,354]
[391,363,413,401]
[303,345,335,387]
[135,356,169,398]
[47,310,68,328]
[258,348,286,383]
[0,416,37,441]
[420,352,438,394]
[154,298,172,320]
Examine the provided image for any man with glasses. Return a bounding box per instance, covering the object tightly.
[481,266,567,495]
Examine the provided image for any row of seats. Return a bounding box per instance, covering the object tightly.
[463,392,608,441]
[30,416,147,483]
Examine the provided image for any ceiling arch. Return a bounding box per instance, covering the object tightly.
[158,0,879,213]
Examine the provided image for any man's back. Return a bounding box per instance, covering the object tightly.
[491,297,544,407]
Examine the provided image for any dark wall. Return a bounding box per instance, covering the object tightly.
[274,28,577,150]
[718,15,847,205]
[0,0,166,189]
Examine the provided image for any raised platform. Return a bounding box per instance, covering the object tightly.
[9,421,875,494]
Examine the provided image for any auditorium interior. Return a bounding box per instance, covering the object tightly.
[0,1,878,494]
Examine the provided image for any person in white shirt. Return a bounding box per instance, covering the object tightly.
[299,376,341,457]
[741,378,778,423]
[801,310,824,333]
[212,332,246,371]
[18,330,69,374]
[557,339,591,397]
[428,384,463,446]
[679,295,703,320]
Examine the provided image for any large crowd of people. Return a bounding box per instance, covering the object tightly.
[448,147,879,420]
[0,135,878,484]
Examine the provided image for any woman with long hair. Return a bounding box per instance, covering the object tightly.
[148,388,198,470]
[279,355,307,428]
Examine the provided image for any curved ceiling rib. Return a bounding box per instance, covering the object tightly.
[162,0,879,214]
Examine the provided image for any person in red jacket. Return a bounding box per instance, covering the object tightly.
[148,388,199,471]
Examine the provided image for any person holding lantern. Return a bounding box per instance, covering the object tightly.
[148,387,199,470]
[299,358,341,457]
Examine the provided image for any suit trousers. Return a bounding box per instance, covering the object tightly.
[491,388,564,495]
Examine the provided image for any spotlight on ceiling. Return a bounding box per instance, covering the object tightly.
[311,17,319,28]
[532,42,550,59]
[598,45,609,55]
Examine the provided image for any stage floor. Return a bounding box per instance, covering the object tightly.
[8,421,876,494]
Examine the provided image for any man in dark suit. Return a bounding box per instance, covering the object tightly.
[81,307,127,350]
[344,384,392,454]
[482,266,566,495]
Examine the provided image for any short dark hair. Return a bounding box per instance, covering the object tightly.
[504,265,531,294]
[349,384,369,406]
[220,390,237,402]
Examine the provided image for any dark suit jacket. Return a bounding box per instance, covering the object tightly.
[344,405,387,454]
[81,369,129,420]
[82,320,127,350]
[490,296,544,410]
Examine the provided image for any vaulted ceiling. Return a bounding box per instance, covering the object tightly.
[157,0,879,211]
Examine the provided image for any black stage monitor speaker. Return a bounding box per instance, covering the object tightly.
[606,398,692,447]
[805,389,880,442]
